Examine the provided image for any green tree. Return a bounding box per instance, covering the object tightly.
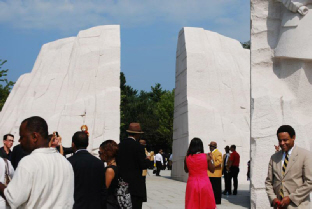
[241,41,250,49]
[120,72,139,140]
[119,73,174,152]
[156,90,174,138]
[154,89,174,150]
[0,60,14,111]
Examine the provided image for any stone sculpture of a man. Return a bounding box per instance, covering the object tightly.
[275,0,312,59]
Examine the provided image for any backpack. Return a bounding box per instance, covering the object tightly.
[116,177,132,209]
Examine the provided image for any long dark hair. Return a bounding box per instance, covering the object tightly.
[187,137,204,156]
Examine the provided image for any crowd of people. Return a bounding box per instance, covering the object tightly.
[0,117,152,209]
[1,116,311,209]
[183,125,312,209]
[184,138,241,209]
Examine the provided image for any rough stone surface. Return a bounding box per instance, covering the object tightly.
[172,27,250,185]
[0,25,120,153]
[251,1,312,208]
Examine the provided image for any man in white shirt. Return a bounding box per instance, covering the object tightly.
[0,116,74,209]
[154,149,163,176]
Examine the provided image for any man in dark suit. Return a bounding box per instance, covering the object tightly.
[11,143,29,169]
[117,123,150,209]
[68,131,106,209]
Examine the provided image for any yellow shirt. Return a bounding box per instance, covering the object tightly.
[208,149,223,177]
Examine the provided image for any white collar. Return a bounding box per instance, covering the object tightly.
[284,145,295,155]
[32,147,57,154]
[128,136,136,141]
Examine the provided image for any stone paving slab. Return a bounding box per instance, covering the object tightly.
[143,170,250,209]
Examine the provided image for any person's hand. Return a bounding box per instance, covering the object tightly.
[272,198,281,209]
[280,196,291,208]
[274,145,280,152]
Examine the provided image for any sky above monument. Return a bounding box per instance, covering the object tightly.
[0,0,250,91]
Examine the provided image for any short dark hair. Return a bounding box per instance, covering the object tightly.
[187,137,204,156]
[72,131,88,149]
[100,140,118,160]
[277,125,296,138]
[3,134,14,141]
[22,116,48,140]
[230,145,236,150]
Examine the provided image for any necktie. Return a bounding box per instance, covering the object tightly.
[280,152,289,199]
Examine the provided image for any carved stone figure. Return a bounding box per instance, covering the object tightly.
[275,0,312,59]
[251,0,312,208]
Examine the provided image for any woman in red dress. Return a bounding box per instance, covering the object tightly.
[184,137,216,209]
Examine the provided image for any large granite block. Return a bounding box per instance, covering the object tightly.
[172,27,250,184]
[0,25,120,153]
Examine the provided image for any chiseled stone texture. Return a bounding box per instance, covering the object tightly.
[0,25,120,153]
[172,27,250,184]
[251,1,312,208]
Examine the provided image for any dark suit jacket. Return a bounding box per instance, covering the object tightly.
[68,150,107,209]
[0,146,12,161]
[116,138,149,199]
[11,144,29,169]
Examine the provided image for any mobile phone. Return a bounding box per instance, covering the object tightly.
[56,132,59,137]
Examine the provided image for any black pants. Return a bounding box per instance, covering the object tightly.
[131,195,143,209]
[229,166,239,193]
[156,161,162,176]
[209,177,222,204]
[224,171,230,194]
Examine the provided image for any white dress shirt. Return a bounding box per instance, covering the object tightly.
[282,145,295,166]
[154,153,163,165]
[4,148,74,209]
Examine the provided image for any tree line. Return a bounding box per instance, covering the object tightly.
[120,72,174,153]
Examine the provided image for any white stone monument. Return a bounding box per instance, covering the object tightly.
[0,25,120,153]
[172,27,250,184]
[251,0,312,208]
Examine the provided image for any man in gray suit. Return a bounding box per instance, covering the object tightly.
[265,125,312,208]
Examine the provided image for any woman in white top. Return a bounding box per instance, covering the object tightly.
[0,158,14,209]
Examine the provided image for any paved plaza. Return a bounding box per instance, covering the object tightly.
[143,170,250,209]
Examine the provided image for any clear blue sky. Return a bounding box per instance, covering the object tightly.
[0,0,250,91]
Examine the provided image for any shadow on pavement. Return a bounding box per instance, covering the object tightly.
[221,186,250,208]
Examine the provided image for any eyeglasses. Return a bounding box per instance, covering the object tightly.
[6,140,14,143]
